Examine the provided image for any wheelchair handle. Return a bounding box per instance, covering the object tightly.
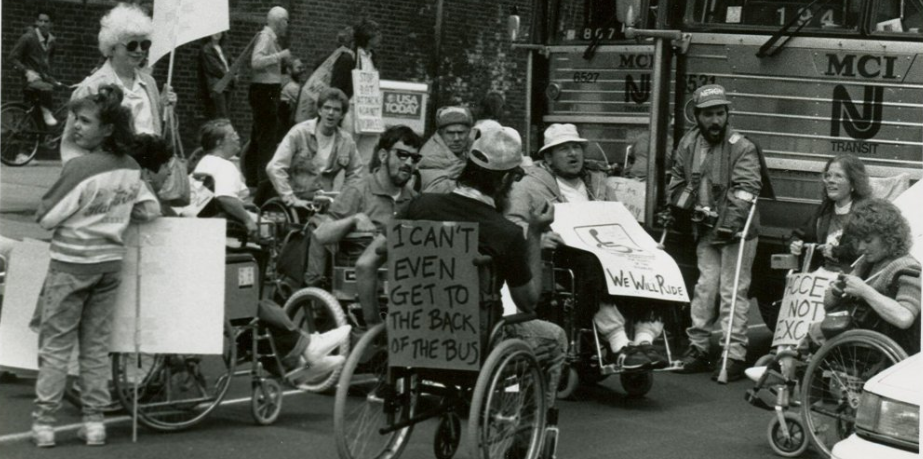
[500,312,536,325]
[473,255,493,267]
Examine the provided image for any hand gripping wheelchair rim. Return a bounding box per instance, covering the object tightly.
[332,254,548,459]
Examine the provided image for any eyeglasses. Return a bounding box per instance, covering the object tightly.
[121,39,152,52]
[391,148,422,164]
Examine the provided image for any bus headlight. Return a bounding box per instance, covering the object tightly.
[855,392,920,452]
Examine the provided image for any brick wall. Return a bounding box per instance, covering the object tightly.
[2,0,535,156]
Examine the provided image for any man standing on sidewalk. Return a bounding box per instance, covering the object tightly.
[243,6,290,187]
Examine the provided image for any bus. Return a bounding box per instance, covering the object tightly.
[514,0,922,317]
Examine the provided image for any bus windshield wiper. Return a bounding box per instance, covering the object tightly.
[584,14,620,60]
[756,0,830,57]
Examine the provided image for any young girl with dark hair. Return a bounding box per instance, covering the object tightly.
[31,84,161,448]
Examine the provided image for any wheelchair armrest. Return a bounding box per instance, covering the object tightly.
[501,312,536,325]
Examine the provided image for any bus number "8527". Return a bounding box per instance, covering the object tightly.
[573,72,600,83]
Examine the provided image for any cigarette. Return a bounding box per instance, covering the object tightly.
[851,255,865,268]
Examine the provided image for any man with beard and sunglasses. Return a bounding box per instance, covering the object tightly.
[669,84,763,382]
[354,126,567,415]
[302,125,423,288]
[507,123,668,371]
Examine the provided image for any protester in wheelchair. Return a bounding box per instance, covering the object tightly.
[506,123,666,370]
[816,198,921,354]
[305,125,423,288]
[265,87,365,209]
[188,118,261,235]
[354,125,568,407]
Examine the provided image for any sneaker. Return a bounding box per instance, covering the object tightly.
[77,421,106,446]
[303,325,351,363]
[711,358,747,383]
[636,343,669,369]
[676,347,710,374]
[295,355,346,389]
[31,424,55,448]
[606,345,651,370]
[745,365,767,383]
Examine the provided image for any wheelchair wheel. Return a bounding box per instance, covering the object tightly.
[334,323,417,459]
[768,411,809,457]
[556,365,579,400]
[467,339,546,459]
[620,371,654,397]
[801,329,908,458]
[433,411,462,459]
[0,103,41,167]
[251,377,283,425]
[260,197,300,227]
[284,287,349,392]
[111,323,236,431]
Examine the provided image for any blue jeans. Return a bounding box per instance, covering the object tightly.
[505,319,567,408]
[686,236,758,362]
[33,268,121,425]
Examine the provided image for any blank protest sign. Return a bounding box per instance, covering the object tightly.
[387,220,479,371]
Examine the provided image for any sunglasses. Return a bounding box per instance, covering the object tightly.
[392,148,422,164]
[121,39,152,52]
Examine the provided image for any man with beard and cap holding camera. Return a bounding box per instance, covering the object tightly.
[669,84,763,382]
[303,125,423,288]
[507,123,668,370]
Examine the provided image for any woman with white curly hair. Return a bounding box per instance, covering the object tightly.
[60,2,177,164]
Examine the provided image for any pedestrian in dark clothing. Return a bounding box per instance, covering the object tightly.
[198,32,235,119]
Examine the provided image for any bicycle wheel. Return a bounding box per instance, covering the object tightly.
[1,104,41,166]
[284,287,349,392]
[334,324,416,459]
[468,339,546,459]
[801,329,908,458]
[41,104,67,152]
[111,323,236,431]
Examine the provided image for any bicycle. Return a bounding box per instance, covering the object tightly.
[1,81,71,167]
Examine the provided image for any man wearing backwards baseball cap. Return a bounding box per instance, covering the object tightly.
[355,127,567,412]
[416,106,473,193]
[507,123,668,370]
[669,84,763,382]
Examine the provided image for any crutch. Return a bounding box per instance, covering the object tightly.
[717,201,758,384]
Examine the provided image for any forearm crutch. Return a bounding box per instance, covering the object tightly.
[717,201,758,385]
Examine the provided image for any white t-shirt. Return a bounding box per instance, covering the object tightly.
[557,177,589,203]
[315,130,335,170]
[194,155,249,201]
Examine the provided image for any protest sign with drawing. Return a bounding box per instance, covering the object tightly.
[550,202,689,303]
[387,220,480,371]
[771,268,837,347]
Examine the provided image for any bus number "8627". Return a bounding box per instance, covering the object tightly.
[573,72,600,83]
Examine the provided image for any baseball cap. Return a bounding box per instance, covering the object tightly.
[538,123,587,155]
[693,84,731,108]
[435,106,473,129]
[469,127,523,171]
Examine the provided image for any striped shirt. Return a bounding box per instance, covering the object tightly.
[36,152,160,272]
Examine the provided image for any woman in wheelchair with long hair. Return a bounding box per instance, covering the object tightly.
[821,198,920,355]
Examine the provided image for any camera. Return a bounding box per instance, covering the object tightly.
[691,205,719,227]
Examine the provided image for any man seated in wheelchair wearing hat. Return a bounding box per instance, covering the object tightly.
[353,125,568,411]
[303,125,423,297]
[506,123,668,370]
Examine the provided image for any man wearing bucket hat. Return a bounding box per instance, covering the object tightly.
[355,126,567,410]
[417,106,474,193]
[507,123,667,370]
[670,84,764,382]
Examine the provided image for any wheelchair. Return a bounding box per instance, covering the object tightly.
[537,249,683,399]
[333,253,551,459]
[745,245,914,458]
[99,218,345,430]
